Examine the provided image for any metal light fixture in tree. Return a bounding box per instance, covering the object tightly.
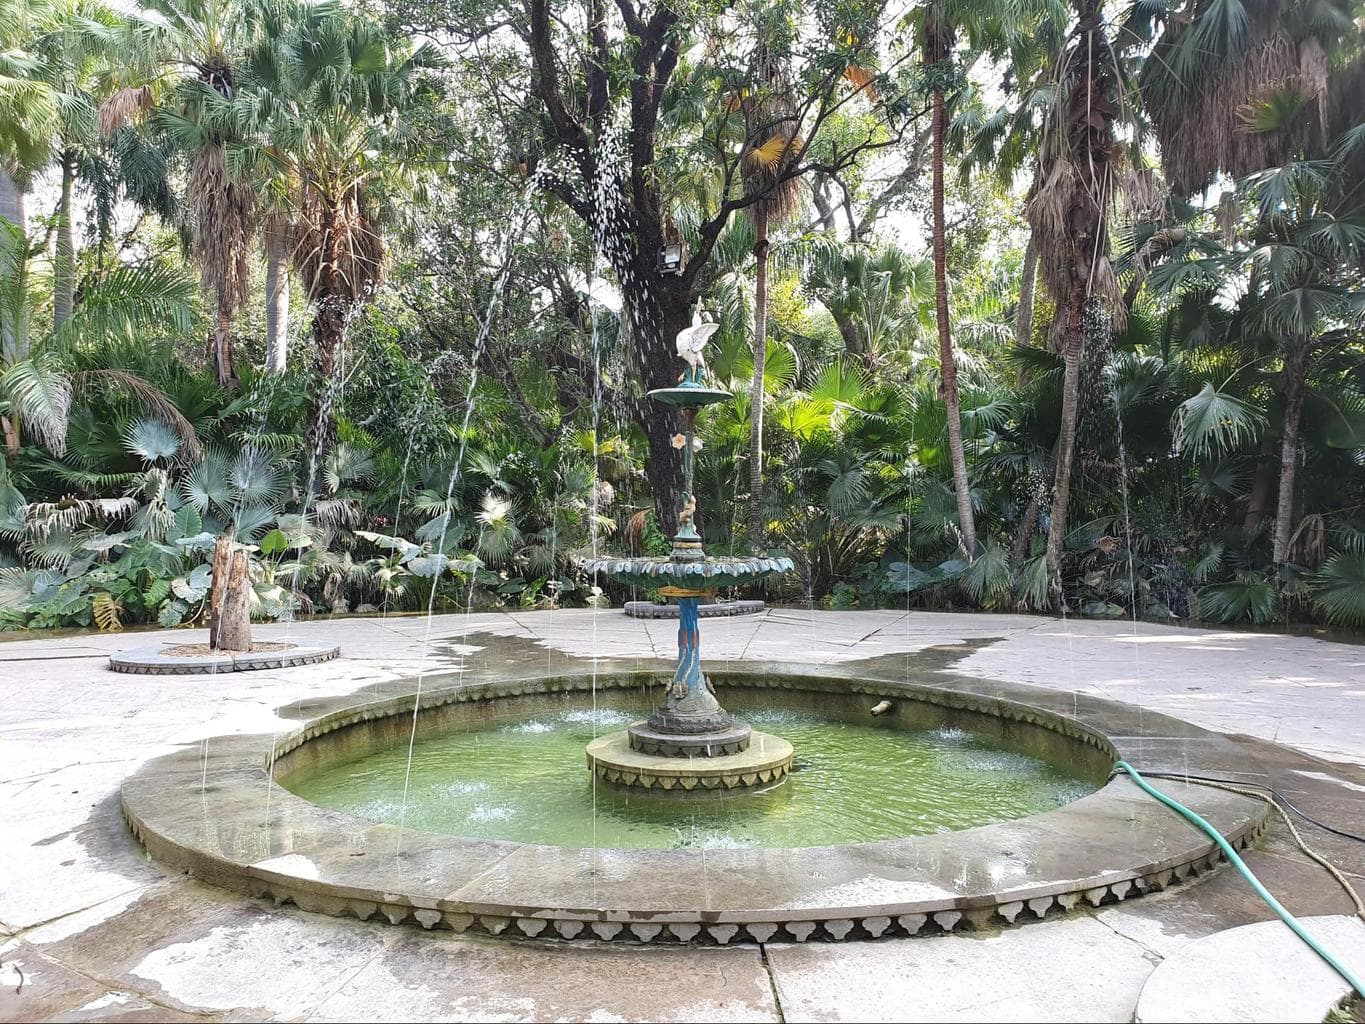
[208,536,252,652]
[657,242,684,275]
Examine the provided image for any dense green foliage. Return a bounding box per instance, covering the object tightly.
[0,0,1362,632]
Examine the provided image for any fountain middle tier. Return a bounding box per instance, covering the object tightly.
[584,554,794,588]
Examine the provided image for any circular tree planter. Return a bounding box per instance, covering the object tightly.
[108,641,339,675]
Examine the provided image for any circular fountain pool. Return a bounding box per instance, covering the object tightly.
[121,664,1270,944]
[282,702,1094,849]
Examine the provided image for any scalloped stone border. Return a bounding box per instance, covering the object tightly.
[587,729,792,790]
[108,643,340,675]
[120,662,1271,943]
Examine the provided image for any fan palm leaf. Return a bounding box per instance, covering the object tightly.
[1312,552,1365,627]
[1172,382,1267,460]
[1,357,70,453]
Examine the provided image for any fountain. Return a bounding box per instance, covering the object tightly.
[117,293,1270,946]
[584,318,795,790]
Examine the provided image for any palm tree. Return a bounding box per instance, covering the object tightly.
[1222,162,1363,564]
[29,0,130,328]
[0,0,63,362]
[802,238,934,363]
[1137,0,1359,198]
[261,206,291,373]
[905,0,1055,561]
[122,0,287,388]
[917,0,977,558]
[246,5,439,467]
[739,29,802,550]
[1024,0,1127,596]
[1133,0,1364,565]
[0,213,198,458]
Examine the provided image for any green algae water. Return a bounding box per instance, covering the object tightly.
[285,704,1094,849]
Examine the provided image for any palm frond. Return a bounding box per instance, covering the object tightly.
[1172,383,1266,459]
[122,417,181,464]
[71,370,202,460]
[1312,553,1365,627]
[1195,576,1278,623]
[2,360,72,454]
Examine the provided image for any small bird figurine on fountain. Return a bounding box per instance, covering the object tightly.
[675,309,720,386]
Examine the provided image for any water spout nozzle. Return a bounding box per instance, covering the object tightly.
[870,700,893,717]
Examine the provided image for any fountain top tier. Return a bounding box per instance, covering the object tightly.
[645,383,733,409]
[583,378,793,587]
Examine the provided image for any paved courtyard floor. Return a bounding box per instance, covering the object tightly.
[2,608,1363,1021]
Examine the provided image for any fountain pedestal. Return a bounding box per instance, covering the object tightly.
[584,377,794,791]
[628,587,752,756]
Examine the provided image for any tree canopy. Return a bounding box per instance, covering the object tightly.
[0,0,1362,633]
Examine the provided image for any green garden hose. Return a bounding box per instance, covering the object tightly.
[1113,760,1365,999]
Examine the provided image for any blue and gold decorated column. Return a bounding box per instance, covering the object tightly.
[672,595,703,700]
[630,393,754,756]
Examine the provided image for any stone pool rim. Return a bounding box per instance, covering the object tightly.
[120,660,1271,944]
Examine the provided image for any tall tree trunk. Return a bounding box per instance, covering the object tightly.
[747,203,770,549]
[617,265,688,538]
[1046,297,1086,594]
[54,151,76,328]
[0,167,22,228]
[1243,436,1277,533]
[1011,455,1052,564]
[1031,0,1117,608]
[209,536,253,651]
[305,294,346,480]
[1272,337,1308,564]
[618,268,689,537]
[930,76,977,559]
[833,309,871,366]
[0,168,27,364]
[264,224,291,373]
[210,302,236,390]
[811,183,871,363]
[1015,233,1037,349]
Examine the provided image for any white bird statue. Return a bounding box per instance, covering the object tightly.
[675,310,719,384]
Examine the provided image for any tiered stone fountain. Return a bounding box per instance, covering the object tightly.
[585,322,794,791]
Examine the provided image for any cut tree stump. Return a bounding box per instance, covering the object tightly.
[208,536,253,652]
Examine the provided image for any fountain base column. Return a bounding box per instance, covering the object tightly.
[627,722,752,757]
[628,589,752,756]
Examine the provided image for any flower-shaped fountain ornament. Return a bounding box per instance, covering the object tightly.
[584,311,795,792]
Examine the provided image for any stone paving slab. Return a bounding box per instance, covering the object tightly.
[1134,914,1365,1023]
[306,932,778,1023]
[767,915,1157,1023]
